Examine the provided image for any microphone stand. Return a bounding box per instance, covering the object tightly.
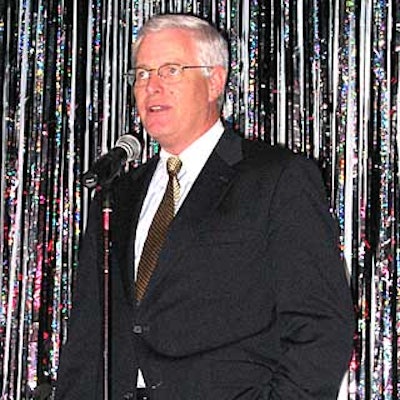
[85,168,122,400]
[81,136,142,399]
[100,187,112,400]
[88,179,117,400]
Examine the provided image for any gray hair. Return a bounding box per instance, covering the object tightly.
[132,14,229,81]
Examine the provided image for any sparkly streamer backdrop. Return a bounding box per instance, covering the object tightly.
[0,0,399,398]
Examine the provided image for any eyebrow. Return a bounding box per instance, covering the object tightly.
[134,61,189,68]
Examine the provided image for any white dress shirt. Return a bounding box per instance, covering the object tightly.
[134,120,224,387]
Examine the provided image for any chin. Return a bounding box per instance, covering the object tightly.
[146,129,171,144]
[145,121,171,136]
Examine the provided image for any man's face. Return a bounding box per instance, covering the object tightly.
[133,28,225,154]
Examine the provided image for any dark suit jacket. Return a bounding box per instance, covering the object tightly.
[55,130,354,399]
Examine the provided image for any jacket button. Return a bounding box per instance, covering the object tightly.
[133,324,150,334]
[122,390,135,399]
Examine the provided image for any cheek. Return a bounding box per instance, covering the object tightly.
[134,95,146,116]
[194,80,211,102]
[178,83,207,109]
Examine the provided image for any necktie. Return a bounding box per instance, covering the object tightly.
[135,156,182,302]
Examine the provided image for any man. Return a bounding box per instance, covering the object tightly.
[56,13,354,400]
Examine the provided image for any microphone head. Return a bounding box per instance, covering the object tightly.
[115,135,142,162]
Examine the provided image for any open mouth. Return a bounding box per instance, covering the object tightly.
[148,104,171,112]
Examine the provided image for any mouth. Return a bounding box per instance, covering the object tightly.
[148,104,169,112]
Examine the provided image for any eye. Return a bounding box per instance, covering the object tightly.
[135,69,149,80]
[164,64,181,77]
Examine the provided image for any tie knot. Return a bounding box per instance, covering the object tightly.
[166,156,182,176]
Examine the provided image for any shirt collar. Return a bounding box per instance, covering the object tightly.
[159,120,224,178]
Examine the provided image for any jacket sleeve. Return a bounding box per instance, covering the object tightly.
[266,156,355,399]
[54,196,104,399]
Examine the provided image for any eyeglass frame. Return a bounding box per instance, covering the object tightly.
[124,63,214,87]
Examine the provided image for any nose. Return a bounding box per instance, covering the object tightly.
[145,72,163,94]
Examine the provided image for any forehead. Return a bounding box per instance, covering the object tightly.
[135,28,199,65]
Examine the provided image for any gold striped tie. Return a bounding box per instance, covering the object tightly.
[135,156,182,302]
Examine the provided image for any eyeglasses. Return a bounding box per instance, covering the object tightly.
[125,63,214,87]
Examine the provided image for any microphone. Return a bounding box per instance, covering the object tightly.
[82,135,141,189]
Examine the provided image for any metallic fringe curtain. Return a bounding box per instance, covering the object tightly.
[0,0,399,398]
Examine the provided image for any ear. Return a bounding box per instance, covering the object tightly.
[208,66,227,102]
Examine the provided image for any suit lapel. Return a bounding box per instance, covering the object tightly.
[173,130,243,229]
[113,156,159,303]
[140,130,244,302]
